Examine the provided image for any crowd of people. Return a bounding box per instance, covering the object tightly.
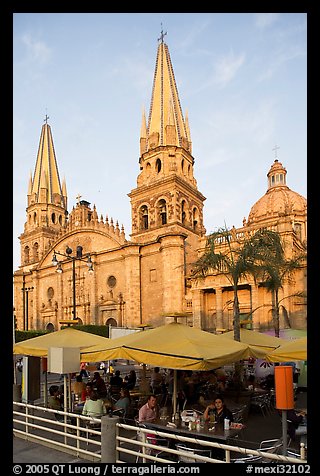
[46,361,306,455]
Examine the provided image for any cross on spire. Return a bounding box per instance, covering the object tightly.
[44,114,49,124]
[158,24,167,43]
[272,144,280,159]
[76,193,82,203]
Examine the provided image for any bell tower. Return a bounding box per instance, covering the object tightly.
[129,37,206,244]
[19,117,68,268]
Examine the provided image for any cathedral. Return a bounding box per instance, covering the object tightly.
[13,38,307,334]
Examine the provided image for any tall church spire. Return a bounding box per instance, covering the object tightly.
[20,120,68,267]
[144,40,191,152]
[28,121,66,208]
[131,36,206,241]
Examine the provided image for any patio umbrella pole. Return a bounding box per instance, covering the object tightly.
[173,369,177,416]
[282,410,288,455]
[43,371,48,407]
[63,374,68,411]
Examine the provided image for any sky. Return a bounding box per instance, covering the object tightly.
[13,12,307,272]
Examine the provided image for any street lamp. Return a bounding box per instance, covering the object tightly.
[52,246,94,322]
[21,286,34,330]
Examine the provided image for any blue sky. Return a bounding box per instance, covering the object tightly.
[13,12,307,271]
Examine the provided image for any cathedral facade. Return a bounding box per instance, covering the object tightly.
[13,39,307,334]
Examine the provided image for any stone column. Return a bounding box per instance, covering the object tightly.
[250,282,260,330]
[160,235,185,315]
[191,288,203,328]
[101,415,120,463]
[215,287,224,330]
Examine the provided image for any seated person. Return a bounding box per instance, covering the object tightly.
[150,367,164,394]
[124,370,137,390]
[286,406,307,447]
[113,387,132,417]
[82,390,107,418]
[203,395,234,425]
[71,374,86,400]
[48,385,63,413]
[48,384,76,427]
[138,394,159,423]
[92,371,108,398]
[109,370,123,388]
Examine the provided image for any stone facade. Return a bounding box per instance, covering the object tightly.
[13,40,307,334]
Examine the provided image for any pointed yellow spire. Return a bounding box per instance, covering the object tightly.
[31,122,66,207]
[146,41,190,152]
[140,107,147,156]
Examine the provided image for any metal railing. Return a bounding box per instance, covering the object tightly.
[14,401,307,464]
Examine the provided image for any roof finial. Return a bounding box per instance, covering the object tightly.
[76,193,82,204]
[44,113,49,124]
[158,23,167,44]
[272,144,280,159]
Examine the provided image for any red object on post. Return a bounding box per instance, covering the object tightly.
[274,365,294,410]
[42,357,47,372]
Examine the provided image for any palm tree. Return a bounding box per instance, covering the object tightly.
[191,226,287,388]
[257,247,306,337]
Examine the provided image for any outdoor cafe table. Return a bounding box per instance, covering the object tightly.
[141,419,243,460]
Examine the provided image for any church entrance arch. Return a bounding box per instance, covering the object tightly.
[46,322,55,332]
[106,317,117,327]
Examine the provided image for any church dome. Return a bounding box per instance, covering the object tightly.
[247,159,306,225]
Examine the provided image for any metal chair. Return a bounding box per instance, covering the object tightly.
[250,394,270,417]
[230,438,283,463]
[175,443,211,463]
[135,422,170,462]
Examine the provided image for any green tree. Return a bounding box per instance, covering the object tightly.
[257,244,306,337]
[191,227,288,387]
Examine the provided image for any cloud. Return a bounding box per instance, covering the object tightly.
[213,51,246,87]
[254,13,280,29]
[21,33,52,64]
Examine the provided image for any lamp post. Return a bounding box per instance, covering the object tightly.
[52,245,94,322]
[21,286,34,330]
[52,246,94,412]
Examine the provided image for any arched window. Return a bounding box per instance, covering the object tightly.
[24,246,30,264]
[192,207,199,231]
[158,199,167,225]
[146,162,151,177]
[181,159,185,173]
[140,205,149,230]
[181,200,186,225]
[33,242,39,261]
[155,158,162,173]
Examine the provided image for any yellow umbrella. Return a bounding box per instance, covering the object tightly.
[265,336,307,362]
[13,327,110,357]
[81,322,250,370]
[217,328,287,359]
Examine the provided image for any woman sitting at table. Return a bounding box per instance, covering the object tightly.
[82,390,107,417]
[113,387,132,417]
[203,395,234,425]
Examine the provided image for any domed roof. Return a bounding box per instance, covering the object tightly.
[247,159,306,225]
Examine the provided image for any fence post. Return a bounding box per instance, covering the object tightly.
[101,415,120,463]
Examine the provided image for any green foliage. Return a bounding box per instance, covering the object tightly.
[15,330,49,342]
[15,325,109,343]
[61,324,109,338]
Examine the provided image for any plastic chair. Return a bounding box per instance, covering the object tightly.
[176,443,211,463]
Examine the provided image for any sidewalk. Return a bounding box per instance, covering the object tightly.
[13,437,89,464]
